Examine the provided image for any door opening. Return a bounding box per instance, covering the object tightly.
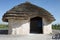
[30,17,43,34]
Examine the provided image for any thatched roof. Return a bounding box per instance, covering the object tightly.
[2,2,55,23]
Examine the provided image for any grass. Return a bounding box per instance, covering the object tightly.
[0,24,8,30]
[52,26,60,30]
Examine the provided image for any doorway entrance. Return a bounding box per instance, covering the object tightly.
[30,17,43,34]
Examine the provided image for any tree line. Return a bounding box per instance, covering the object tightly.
[52,24,60,30]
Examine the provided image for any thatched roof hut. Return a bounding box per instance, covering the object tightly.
[2,2,55,35]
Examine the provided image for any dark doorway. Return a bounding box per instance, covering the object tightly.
[30,17,43,34]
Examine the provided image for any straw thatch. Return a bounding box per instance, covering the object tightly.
[2,2,55,23]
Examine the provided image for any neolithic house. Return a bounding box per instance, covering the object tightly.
[2,2,55,35]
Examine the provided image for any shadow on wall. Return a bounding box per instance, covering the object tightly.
[11,20,29,28]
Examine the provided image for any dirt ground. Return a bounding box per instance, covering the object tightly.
[0,30,60,40]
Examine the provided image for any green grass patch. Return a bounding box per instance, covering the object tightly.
[0,24,8,30]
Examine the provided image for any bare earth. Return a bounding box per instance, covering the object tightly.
[0,34,52,40]
[0,30,60,40]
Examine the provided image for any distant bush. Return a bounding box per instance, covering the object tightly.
[0,24,8,30]
[52,24,60,30]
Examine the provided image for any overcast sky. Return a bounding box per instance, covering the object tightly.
[0,0,60,24]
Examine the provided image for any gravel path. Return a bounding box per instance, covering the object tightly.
[0,30,60,40]
[0,34,52,40]
[52,30,60,34]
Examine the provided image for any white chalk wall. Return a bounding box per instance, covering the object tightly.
[8,19,30,35]
[8,17,52,35]
[43,18,52,34]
